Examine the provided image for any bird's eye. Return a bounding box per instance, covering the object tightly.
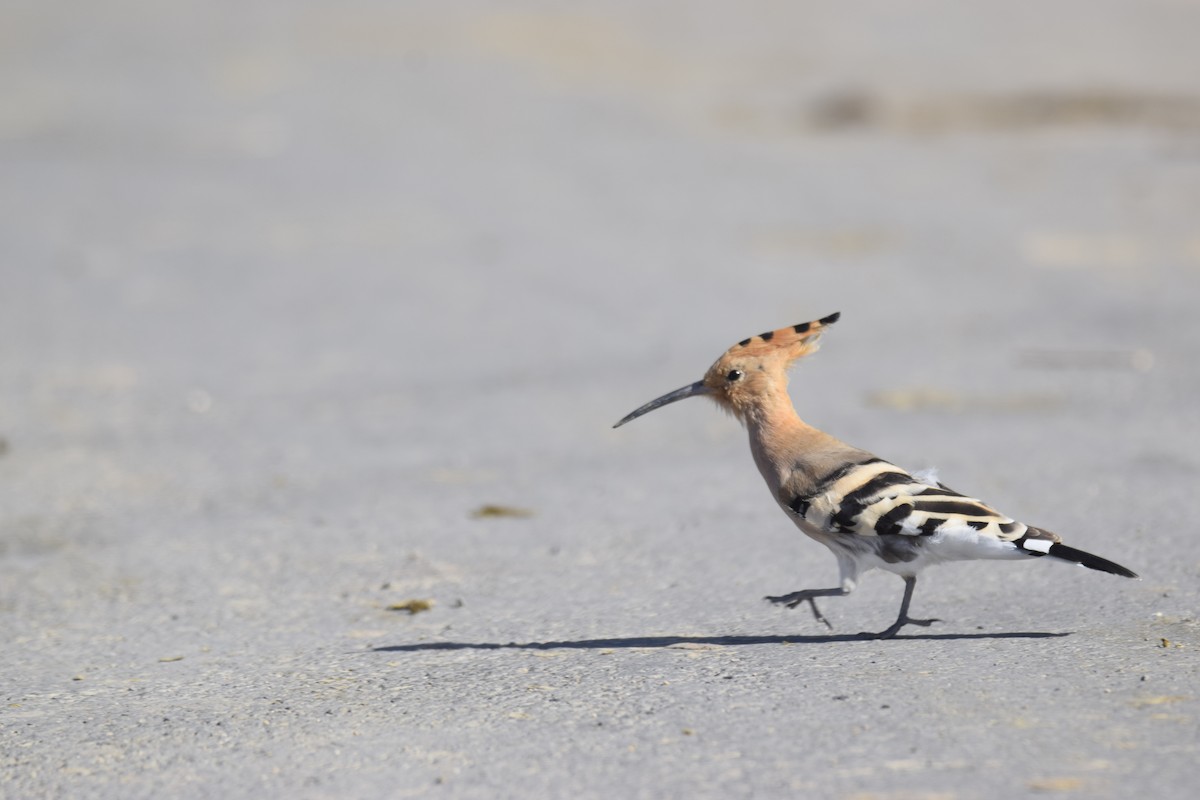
[726,369,744,382]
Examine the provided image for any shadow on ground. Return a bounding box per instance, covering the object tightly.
[373,631,1069,652]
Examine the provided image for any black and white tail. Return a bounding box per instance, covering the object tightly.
[1019,531,1138,578]
[1045,543,1138,578]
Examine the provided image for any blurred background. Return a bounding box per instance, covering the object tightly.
[4,0,1198,511]
[2,1,1199,796]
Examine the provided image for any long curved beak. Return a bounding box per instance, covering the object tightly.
[613,381,710,428]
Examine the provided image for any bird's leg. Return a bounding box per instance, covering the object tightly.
[764,587,845,630]
[767,557,858,631]
[866,575,941,639]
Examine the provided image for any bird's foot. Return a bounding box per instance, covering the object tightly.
[764,592,835,630]
[764,591,809,609]
[861,616,942,640]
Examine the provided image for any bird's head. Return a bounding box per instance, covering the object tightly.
[613,311,840,428]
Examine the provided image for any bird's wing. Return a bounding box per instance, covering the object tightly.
[786,458,1031,541]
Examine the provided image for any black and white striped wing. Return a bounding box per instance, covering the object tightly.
[787,458,1028,541]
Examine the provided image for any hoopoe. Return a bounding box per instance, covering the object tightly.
[614,312,1137,639]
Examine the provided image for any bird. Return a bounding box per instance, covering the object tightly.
[613,312,1137,639]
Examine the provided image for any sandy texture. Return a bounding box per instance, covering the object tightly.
[3,1,1199,797]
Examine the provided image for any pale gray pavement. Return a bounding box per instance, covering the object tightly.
[3,2,1200,798]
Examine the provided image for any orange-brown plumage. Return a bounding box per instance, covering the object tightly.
[698,312,837,426]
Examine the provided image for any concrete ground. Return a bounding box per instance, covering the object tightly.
[3,1,1199,797]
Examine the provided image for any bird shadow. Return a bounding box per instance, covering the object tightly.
[373,630,1069,653]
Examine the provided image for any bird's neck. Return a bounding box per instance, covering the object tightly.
[745,396,824,493]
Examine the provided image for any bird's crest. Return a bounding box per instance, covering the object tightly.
[722,311,840,366]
